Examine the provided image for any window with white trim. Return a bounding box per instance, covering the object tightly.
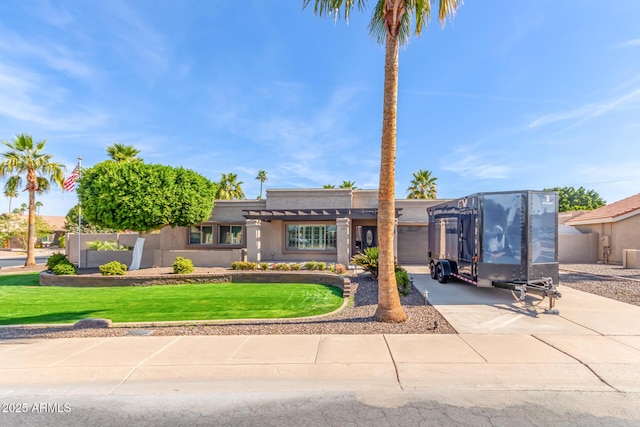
[286,224,337,251]
[218,225,243,245]
[189,225,213,245]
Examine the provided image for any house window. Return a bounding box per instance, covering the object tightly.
[286,224,337,251]
[218,225,243,245]
[190,225,213,245]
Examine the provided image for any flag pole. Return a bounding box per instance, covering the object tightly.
[77,156,82,269]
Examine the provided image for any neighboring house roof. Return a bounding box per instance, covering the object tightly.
[566,193,640,225]
[14,214,67,231]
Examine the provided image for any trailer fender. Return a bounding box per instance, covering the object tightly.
[436,260,451,284]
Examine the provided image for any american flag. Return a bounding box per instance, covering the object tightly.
[63,163,80,192]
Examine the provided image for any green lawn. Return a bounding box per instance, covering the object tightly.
[0,272,344,325]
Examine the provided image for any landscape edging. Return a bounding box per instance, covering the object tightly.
[39,271,352,298]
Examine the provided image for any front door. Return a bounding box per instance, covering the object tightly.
[361,226,377,251]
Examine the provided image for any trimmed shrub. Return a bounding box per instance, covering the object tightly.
[46,252,69,271]
[316,262,326,271]
[334,263,347,275]
[99,261,128,276]
[173,257,194,274]
[396,269,411,296]
[290,263,301,271]
[274,263,291,271]
[231,261,258,271]
[52,261,77,276]
[304,261,318,271]
[259,262,270,271]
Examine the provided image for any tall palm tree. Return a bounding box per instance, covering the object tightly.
[106,143,142,162]
[255,170,268,199]
[0,134,64,266]
[35,201,43,215]
[407,169,438,199]
[304,0,460,322]
[3,175,19,213]
[339,180,358,189]
[216,172,246,200]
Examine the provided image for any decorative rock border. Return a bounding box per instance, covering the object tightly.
[39,271,352,298]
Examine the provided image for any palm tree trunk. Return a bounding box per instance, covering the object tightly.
[25,173,37,267]
[374,23,407,323]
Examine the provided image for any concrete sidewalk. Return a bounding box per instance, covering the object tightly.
[1,265,640,398]
[1,331,640,396]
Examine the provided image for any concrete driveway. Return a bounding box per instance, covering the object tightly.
[406,265,640,336]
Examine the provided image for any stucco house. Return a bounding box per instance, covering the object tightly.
[68,188,444,268]
[565,193,640,265]
[2,214,66,249]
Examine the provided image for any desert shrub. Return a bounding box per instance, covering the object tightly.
[274,263,291,271]
[99,261,128,276]
[396,269,411,296]
[290,263,301,271]
[173,257,194,274]
[304,261,318,271]
[46,252,69,271]
[334,263,347,275]
[52,261,77,276]
[316,262,326,271]
[259,262,270,271]
[350,246,379,277]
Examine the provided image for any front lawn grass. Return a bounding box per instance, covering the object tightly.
[0,272,343,325]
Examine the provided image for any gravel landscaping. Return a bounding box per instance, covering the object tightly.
[560,263,640,307]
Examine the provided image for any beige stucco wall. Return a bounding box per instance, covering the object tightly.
[571,214,640,263]
[352,190,378,208]
[558,232,599,263]
[266,189,352,209]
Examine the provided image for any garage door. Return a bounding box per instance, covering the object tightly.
[397,225,428,264]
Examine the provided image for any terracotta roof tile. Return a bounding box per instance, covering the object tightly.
[566,193,640,224]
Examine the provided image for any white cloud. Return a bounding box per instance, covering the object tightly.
[615,38,640,49]
[440,153,510,180]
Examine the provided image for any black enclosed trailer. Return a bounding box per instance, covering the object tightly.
[427,190,561,313]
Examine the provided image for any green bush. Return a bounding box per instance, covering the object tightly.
[173,257,194,274]
[231,261,257,270]
[290,263,301,271]
[52,261,77,276]
[46,252,69,271]
[259,262,270,271]
[304,261,318,271]
[274,263,291,271]
[58,235,66,249]
[316,262,326,271]
[99,261,128,276]
[87,240,130,251]
[396,269,411,296]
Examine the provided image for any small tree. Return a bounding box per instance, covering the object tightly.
[544,186,606,212]
[78,161,217,269]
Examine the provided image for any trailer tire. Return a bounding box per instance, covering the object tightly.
[430,264,437,279]
[436,263,448,284]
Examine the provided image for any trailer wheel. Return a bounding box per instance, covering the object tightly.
[430,264,437,280]
[436,263,448,284]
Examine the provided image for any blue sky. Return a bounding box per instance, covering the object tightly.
[1,0,639,217]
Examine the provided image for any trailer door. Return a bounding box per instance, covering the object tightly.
[458,208,476,277]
